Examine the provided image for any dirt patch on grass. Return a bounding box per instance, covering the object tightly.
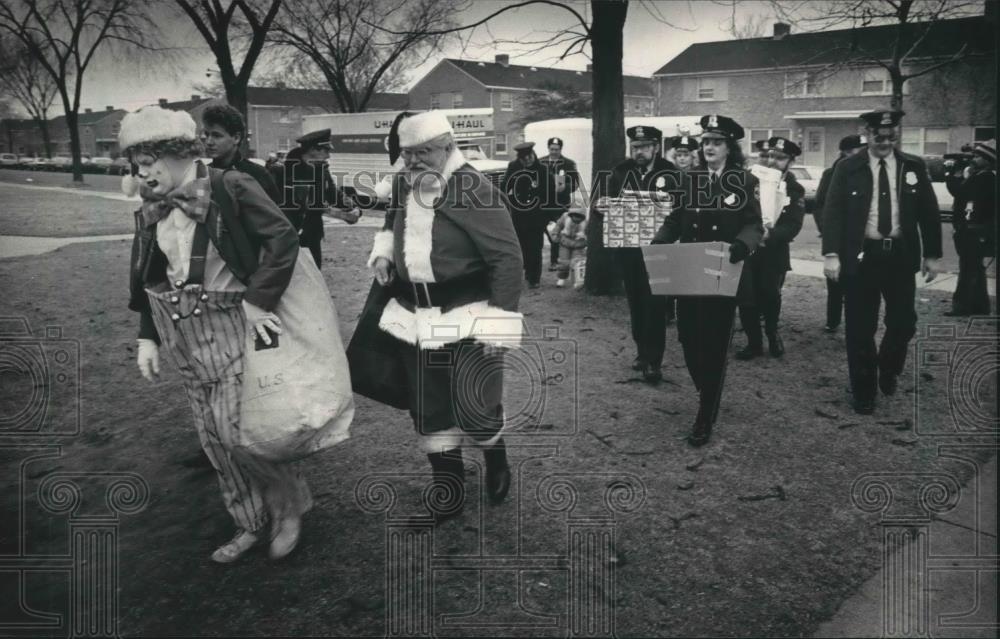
[1,229,994,637]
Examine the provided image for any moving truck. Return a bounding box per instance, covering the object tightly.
[301,108,508,198]
[522,116,704,205]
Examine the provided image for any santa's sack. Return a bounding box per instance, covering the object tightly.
[238,251,355,462]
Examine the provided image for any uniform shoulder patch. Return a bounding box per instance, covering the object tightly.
[754,182,760,201]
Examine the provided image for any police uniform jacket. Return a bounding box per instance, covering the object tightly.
[952,168,996,255]
[367,149,525,349]
[652,161,764,250]
[128,168,300,344]
[759,171,806,272]
[502,158,562,221]
[813,157,843,236]
[275,153,352,242]
[596,156,677,202]
[539,155,581,204]
[821,149,942,275]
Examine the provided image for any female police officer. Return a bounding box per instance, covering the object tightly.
[652,114,763,447]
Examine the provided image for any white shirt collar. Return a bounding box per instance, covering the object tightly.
[868,149,896,169]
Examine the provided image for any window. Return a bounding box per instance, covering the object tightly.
[923,127,949,155]
[430,93,441,109]
[861,68,889,95]
[495,133,508,155]
[452,92,463,108]
[784,71,824,98]
[499,92,513,111]
[277,137,292,152]
[683,77,728,102]
[623,101,629,113]
[277,109,292,124]
[974,126,995,141]
[900,128,921,155]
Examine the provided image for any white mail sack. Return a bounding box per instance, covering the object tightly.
[750,164,785,227]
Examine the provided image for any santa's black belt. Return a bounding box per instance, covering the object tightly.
[391,273,490,310]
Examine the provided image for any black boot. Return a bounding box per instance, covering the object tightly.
[425,450,465,523]
[483,438,511,504]
[687,409,713,447]
[736,343,764,360]
[737,306,763,360]
[767,331,785,358]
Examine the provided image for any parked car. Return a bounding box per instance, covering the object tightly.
[27,157,52,171]
[111,156,131,175]
[0,153,19,167]
[89,157,114,173]
[49,155,73,171]
[786,165,823,210]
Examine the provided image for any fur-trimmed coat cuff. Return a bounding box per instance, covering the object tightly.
[367,230,395,268]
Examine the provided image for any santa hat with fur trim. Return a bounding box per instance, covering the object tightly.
[397,111,454,148]
[118,106,197,152]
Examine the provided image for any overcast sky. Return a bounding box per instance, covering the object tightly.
[70,1,804,114]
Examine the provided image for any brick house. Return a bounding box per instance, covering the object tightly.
[244,87,408,157]
[408,56,655,159]
[0,117,65,156]
[44,107,127,157]
[652,14,996,168]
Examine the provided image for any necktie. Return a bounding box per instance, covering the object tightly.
[877,159,892,237]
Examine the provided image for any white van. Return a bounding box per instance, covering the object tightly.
[522,116,703,204]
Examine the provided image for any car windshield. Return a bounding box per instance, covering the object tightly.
[789,167,811,180]
[462,147,486,161]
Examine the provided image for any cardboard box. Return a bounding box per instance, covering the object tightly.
[641,241,744,297]
[599,190,671,248]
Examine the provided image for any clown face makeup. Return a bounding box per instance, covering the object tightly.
[131,151,193,197]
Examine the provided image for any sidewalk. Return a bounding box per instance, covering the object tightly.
[814,455,997,637]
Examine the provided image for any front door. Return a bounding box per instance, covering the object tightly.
[803,127,825,167]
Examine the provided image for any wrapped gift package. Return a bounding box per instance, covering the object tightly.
[749,164,787,227]
[640,241,744,297]
[599,190,671,248]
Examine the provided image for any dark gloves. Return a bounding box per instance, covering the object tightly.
[728,240,749,264]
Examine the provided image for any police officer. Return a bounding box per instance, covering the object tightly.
[736,136,806,359]
[652,114,763,446]
[947,140,995,316]
[503,141,561,288]
[814,134,867,332]
[822,110,943,415]
[540,136,582,270]
[273,129,363,267]
[593,125,677,383]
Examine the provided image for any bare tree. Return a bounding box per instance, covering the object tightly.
[767,0,985,110]
[174,0,282,130]
[0,36,57,157]
[268,0,461,113]
[0,0,160,182]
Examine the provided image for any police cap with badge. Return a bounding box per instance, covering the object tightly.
[838,134,867,152]
[766,136,802,158]
[671,135,699,152]
[547,137,564,148]
[699,114,744,140]
[627,125,662,146]
[859,109,904,133]
[296,128,333,150]
[514,141,536,157]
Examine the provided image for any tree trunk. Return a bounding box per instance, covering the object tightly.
[36,117,52,158]
[584,0,627,296]
[889,67,905,111]
[66,109,83,183]
[225,82,251,155]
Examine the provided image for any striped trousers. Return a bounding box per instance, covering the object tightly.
[147,286,312,533]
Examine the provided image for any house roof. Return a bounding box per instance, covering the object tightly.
[50,109,126,127]
[443,59,654,96]
[245,86,409,111]
[654,15,995,76]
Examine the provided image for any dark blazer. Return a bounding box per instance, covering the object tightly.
[759,171,806,272]
[952,168,996,256]
[129,168,300,344]
[540,155,581,206]
[594,156,677,201]
[211,153,281,204]
[273,151,353,243]
[812,157,843,236]
[653,161,764,252]
[821,149,942,275]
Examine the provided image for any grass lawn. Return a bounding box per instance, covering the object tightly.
[0,226,994,637]
[0,185,136,237]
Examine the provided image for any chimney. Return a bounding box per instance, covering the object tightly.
[106,106,114,111]
[495,54,509,67]
[84,108,92,113]
[191,94,200,101]
[586,64,593,72]
[773,22,790,40]
[158,98,168,107]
